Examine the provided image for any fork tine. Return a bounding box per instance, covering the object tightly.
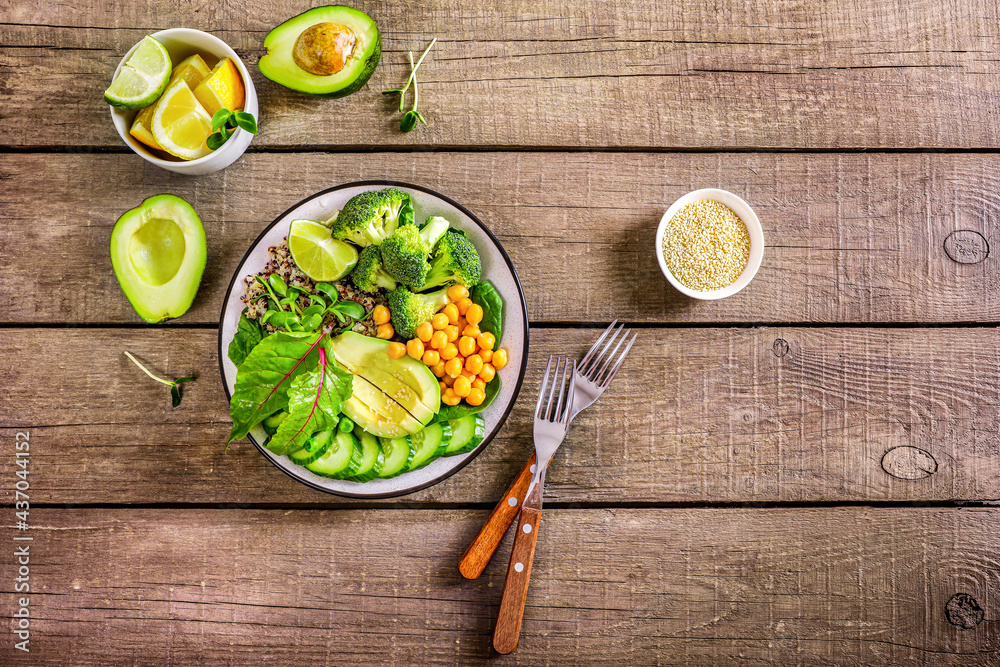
[534,355,553,420]
[581,323,625,378]
[544,356,562,420]
[600,331,638,387]
[578,320,617,371]
[593,327,630,384]
[560,360,577,423]
[554,358,571,421]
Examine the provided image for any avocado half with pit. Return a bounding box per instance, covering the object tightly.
[259,6,382,97]
[110,194,206,323]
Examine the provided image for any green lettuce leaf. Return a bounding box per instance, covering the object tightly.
[471,280,503,345]
[432,374,501,423]
[228,331,326,442]
[266,350,353,455]
[228,310,264,366]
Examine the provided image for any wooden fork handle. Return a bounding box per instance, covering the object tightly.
[492,505,542,654]
[459,452,537,580]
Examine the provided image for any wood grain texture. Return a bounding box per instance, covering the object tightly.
[0,507,996,665]
[4,326,1000,506]
[3,0,1000,149]
[6,151,1000,325]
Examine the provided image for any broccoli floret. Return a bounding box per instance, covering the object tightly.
[379,224,430,288]
[330,188,415,247]
[350,245,397,293]
[386,286,450,339]
[422,229,482,290]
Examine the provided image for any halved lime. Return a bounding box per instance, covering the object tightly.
[105,36,172,109]
[289,219,359,281]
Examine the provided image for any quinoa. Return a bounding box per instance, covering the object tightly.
[240,238,384,337]
[662,200,750,291]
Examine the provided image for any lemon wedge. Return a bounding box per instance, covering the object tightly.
[130,54,212,151]
[193,58,246,115]
[150,80,214,160]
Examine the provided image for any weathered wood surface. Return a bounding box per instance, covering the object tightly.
[1,507,996,665]
[4,327,1000,506]
[5,151,1000,326]
[3,0,1000,149]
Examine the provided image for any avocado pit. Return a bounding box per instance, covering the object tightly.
[293,22,357,76]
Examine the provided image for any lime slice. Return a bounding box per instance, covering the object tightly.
[289,219,359,281]
[105,36,172,109]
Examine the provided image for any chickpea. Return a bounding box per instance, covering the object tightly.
[465,303,484,325]
[465,354,484,375]
[452,375,472,398]
[447,284,470,301]
[376,323,394,340]
[431,313,449,330]
[387,342,407,359]
[443,374,455,387]
[456,297,472,316]
[430,330,449,351]
[492,348,508,370]
[445,324,460,343]
[406,338,424,360]
[372,304,391,326]
[479,348,493,363]
[440,343,459,360]
[442,388,461,406]
[466,387,486,406]
[472,377,486,390]
[439,381,449,392]
[422,350,440,366]
[458,335,477,357]
[462,324,481,338]
[445,357,464,377]
[415,321,433,343]
[477,331,496,351]
[479,363,496,383]
[442,303,459,325]
[431,362,447,377]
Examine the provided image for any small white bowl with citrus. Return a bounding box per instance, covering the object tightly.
[107,28,258,176]
[655,188,764,300]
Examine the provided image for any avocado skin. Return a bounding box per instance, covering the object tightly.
[110,194,206,324]
[259,6,382,97]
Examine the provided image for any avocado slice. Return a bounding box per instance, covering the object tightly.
[110,194,206,323]
[343,375,424,439]
[259,6,381,97]
[327,332,441,421]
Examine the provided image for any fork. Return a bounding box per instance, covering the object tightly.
[492,356,576,654]
[459,322,637,580]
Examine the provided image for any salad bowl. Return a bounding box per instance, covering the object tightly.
[218,181,529,498]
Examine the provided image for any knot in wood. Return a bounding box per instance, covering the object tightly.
[772,338,789,358]
[946,593,984,629]
[881,446,937,480]
[943,230,989,264]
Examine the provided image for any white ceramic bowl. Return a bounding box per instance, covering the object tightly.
[655,188,764,300]
[108,28,258,176]
[218,182,530,498]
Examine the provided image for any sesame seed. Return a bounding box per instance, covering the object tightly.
[662,200,750,292]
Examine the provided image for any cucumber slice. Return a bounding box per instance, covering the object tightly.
[262,410,288,436]
[288,430,333,465]
[305,430,362,478]
[348,427,385,482]
[377,436,413,478]
[444,414,486,455]
[405,422,453,472]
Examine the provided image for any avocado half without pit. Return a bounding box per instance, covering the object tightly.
[259,6,382,97]
[110,194,206,323]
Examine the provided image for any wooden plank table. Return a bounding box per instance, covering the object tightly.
[2,1,999,664]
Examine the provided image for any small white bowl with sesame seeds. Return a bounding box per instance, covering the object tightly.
[655,188,764,300]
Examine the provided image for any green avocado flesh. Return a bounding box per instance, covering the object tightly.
[259,6,382,97]
[110,194,206,323]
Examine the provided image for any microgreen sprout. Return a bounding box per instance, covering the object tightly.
[207,108,258,151]
[124,351,196,408]
[253,276,370,334]
[383,37,436,133]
